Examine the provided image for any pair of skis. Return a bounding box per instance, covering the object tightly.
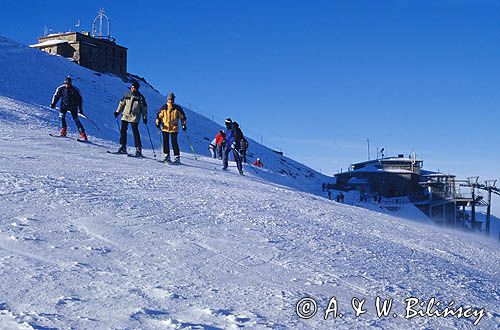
[49,133,89,144]
[106,150,150,159]
[108,151,182,165]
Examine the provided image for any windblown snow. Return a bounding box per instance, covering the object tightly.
[0,36,498,329]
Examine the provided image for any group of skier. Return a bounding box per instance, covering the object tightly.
[209,130,226,159]
[209,127,250,163]
[50,76,258,174]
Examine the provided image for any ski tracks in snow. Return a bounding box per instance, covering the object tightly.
[0,97,499,328]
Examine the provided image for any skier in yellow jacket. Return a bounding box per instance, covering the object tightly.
[156,92,187,163]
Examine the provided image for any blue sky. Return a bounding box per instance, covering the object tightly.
[1,0,500,214]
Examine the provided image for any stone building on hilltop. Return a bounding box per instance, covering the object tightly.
[30,9,127,78]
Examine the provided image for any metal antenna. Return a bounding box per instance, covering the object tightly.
[92,8,112,40]
[367,138,370,160]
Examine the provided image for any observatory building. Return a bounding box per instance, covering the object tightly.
[30,9,127,78]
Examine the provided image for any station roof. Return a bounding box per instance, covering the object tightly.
[30,39,69,48]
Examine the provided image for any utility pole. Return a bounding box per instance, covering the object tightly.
[465,177,479,230]
[486,186,492,235]
[471,185,476,230]
[484,180,498,236]
[367,138,370,160]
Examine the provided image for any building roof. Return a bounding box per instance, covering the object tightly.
[420,170,456,178]
[335,164,416,178]
[30,39,69,48]
[38,32,127,49]
[40,32,83,39]
[350,164,415,174]
[352,157,423,167]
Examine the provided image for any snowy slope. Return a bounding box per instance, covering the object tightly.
[0,36,439,221]
[0,36,499,329]
[0,96,499,329]
[0,36,328,194]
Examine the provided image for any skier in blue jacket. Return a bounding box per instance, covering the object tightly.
[50,76,87,141]
[222,118,244,175]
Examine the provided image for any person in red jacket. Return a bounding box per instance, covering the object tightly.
[253,158,264,168]
[215,130,226,159]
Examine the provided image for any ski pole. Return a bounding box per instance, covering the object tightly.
[145,124,157,158]
[78,113,99,131]
[46,105,62,127]
[49,105,100,132]
[158,128,164,158]
[233,147,258,174]
[183,130,198,160]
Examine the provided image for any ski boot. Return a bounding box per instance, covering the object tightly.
[79,131,88,141]
[173,155,181,165]
[163,154,171,163]
[59,127,67,137]
[135,147,143,158]
[117,145,127,154]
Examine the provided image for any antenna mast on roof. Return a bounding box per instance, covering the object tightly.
[366,138,370,160]
[43,26,53,37]
[92,8,114,41]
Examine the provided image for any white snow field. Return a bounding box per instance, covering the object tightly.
[0,36,499,329]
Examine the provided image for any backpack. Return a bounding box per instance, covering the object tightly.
[240,137,249,150]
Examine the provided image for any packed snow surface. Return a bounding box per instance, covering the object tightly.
[0,36,498,329]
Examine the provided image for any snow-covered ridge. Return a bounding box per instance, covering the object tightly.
[0,35,498,329]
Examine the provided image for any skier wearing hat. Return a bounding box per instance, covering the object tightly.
[155,92,187,164]
[50,76,88,141]
[222,118,244,175]
[114,80,148,156]
[253,158,264,168]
